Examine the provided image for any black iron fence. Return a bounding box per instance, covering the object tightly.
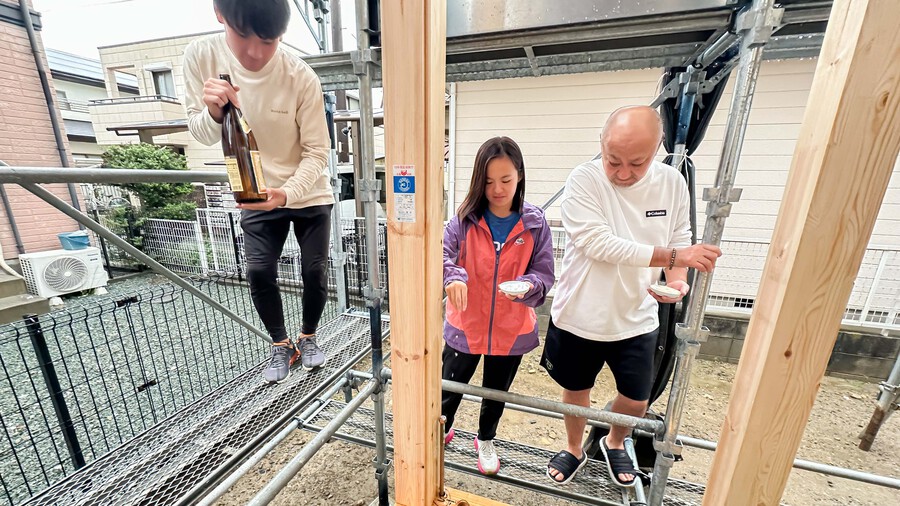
[0,274,340,506]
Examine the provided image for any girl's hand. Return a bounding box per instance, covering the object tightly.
[445,281,467,311]
[501,282,533,301]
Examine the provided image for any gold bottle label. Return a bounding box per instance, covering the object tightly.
[224,156,243,192]
[239,117,251,134]
[250,150,267,191]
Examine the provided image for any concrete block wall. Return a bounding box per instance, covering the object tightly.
[697,313,899,382]
[0,2,80,259]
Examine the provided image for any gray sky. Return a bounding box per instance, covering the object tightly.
[33,0,358,59]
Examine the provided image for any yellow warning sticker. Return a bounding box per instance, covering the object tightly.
[224,156,243,191]
[251,151,267,191]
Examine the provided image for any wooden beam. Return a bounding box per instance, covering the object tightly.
[381,0,447,505]
[444,488,511,506]
[704,0,900,504]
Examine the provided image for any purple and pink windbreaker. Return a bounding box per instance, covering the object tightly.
[443,202,555,356]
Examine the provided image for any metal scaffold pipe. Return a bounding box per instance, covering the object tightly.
[0,167,229,184]
[248,379,379,506]
[351,0,389,504]
[195,377,352,506]
[442,378,664,434]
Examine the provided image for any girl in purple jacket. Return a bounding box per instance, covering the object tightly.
[442,136,556,474]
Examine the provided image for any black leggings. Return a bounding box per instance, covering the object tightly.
[441,344,523,441]
[241,205,332,342]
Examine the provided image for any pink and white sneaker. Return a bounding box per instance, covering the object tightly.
[475,438,500,475]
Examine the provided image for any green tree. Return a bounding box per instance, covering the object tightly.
[102,143,196,220]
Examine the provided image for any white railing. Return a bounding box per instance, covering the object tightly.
[549,229,900,330]
[89,95,180,106]
[59,98,90,113]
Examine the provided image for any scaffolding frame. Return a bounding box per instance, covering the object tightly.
[242,0,896,505]
[4,0,900,505]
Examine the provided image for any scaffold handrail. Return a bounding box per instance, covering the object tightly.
[0,166,227,184]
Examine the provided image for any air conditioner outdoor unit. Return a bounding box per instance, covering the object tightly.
[19,247,109,298]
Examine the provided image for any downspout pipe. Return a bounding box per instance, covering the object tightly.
[18,0,84,223]
[0,161,25,256]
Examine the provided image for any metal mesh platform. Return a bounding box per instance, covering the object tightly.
[22,313,387,506]
[303,399,706,506]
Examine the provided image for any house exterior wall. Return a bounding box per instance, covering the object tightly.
[56,80,101,120]
[91,33,315,170]
[452,59,900,321]
[89,33,214,163]
[452,59,900,245]
[0,1,80,259]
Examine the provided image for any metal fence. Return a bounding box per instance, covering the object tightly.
[79,184,144,273]
[74,205,389,311]
[0,273,339,506]
[549,228,900,330]
[78,184,134,212]
[192,209,389,310]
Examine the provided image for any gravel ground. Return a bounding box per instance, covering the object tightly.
[215,348,900,506]
[0,273,315,505]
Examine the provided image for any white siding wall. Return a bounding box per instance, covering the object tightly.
[56,81,108,122]
[452,59,900,247]
[453,69,659,215]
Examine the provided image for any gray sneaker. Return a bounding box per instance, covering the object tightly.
[264,340,299,383]
[298,335,326,370]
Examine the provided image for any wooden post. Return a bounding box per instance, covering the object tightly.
[381,0,447,505]
[704,0,900,504]
[445,488,511,506]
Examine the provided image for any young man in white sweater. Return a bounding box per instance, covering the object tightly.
[543,106,722,487]
[183,0,333,383]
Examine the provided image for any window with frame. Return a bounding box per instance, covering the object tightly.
[57,90,71,110]
[152,70,176,98]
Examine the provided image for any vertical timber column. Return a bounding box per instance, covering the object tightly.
[704,0,900,504]
[382,0,447,505]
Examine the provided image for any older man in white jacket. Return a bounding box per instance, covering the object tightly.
[543,106,722,488]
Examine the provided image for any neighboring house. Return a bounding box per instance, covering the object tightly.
[46,48,139,167]
[0,0,81,259]
[88,32,314,207]
[89,32,311,165]
[87,31,217,159]
[448,59,900,328]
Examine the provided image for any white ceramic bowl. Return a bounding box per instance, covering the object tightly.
[650,284,681,298]
[499,280,530,296]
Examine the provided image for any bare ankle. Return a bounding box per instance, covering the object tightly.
[605,436,625,450]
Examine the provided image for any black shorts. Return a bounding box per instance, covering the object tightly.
[540,319,658,401]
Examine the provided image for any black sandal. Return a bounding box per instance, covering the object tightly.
[599,436,644,488]
[546,450,587,485]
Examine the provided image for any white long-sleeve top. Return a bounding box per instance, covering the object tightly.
[551,159,692,342]
[182,33,333,209]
